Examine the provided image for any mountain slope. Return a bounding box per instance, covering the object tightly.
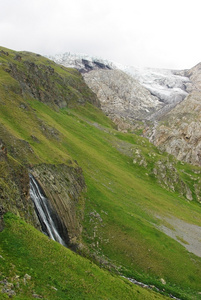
[83,69,161,128]
[47,52,116,73]
[123,66,189,104]
[49,52,201,168]
[0,213,168,300]
[48,52,189,120]
[1,47,201,299]
[147,63,201,167]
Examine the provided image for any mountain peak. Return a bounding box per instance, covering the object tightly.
[47,52,117,73]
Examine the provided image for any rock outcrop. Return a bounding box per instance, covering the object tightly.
[113,138,201,202]
[47,52,116,73]
[0,137,86,246]
[147,63,201,167]
[0,140,40,228]
[83,69,162,130]
[178,62,201,93]
[1,50,100,110]
[48,51,201,168]
[0,48,92,246]
[30,163,86,246]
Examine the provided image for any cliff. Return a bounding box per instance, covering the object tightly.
[83,69,161,131]
[0,48,100,110]
[30,163,86,246]
[0,140,39,229]
[148,63,201,167]
[0,47,91,246]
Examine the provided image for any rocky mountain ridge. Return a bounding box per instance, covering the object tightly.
[84,69,162,131]
[148,90,201,166]
[47,52,116,73]
[145,63,201,167]
[48,52,189,106]
[122,66,189,120]
[48,53,201,167]
[122,66,189,104]
[2,47,201,299]
[48,53,191,124]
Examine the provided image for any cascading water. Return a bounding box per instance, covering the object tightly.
[29,174,66,246]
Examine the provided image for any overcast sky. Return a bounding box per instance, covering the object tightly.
[0,0,200,69]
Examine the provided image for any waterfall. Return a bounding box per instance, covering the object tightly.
[29,174,66,246]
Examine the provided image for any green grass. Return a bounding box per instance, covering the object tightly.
[17,99,201,299]
[1,47,201,299]
[0,213,168,300]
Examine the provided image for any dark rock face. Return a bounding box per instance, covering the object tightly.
[0,50,9,56]
[30,163,86,247]
[81,59,94,72]
[0,140,40,228]
[0,140,86,246]
[29,174,70,246]
[73,59,112,73]
[7,61,79,109]
[0,205,6,232]
[14,54,22,62]
[0,134,86,246]
[0,139,7,160]
[93,61,112,70]
[2,52,100,110]
[47,53,115,74]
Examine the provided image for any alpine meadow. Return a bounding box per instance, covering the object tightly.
[1,46,201,300]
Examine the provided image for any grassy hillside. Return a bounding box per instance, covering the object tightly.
[1,47,201,299]
[26,100,201,299]
[0,213,168,299]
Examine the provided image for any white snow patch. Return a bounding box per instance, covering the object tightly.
[119,66,189,104]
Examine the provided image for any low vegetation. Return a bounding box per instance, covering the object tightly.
[1,47,201,299]
[0,213,168,299]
